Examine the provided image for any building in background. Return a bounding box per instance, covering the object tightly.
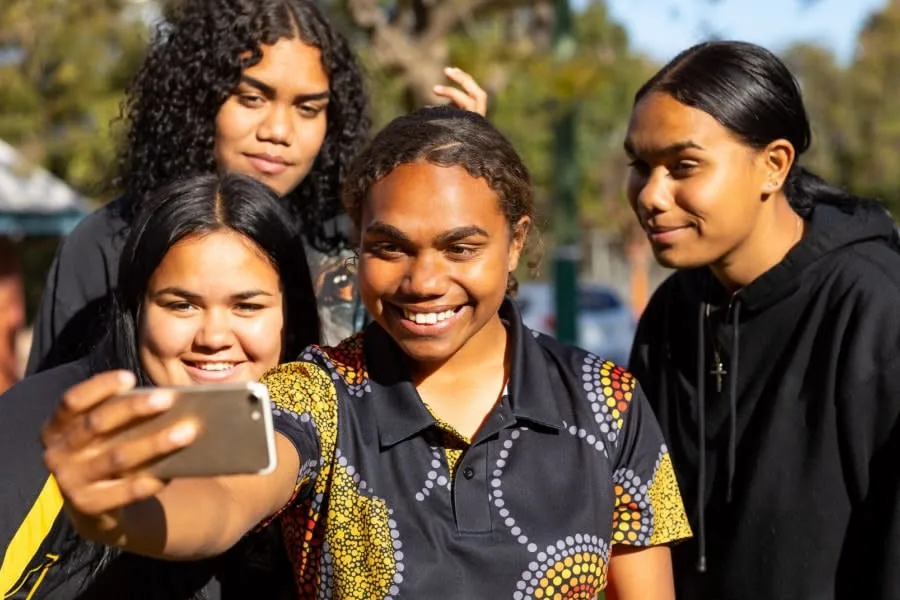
[0,139,88,391]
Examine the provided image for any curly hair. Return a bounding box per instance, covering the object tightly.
[341,105,538,292]
[114,0,370,253]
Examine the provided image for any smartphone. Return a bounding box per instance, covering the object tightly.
[111,382,277,479]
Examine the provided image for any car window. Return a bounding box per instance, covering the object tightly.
[578,288,622,311]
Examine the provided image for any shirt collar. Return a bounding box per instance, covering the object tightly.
[363,298,564,450]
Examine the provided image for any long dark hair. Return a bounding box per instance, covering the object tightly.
[115,0,370,252]
[634,40,873,214]
[94,172,321,381]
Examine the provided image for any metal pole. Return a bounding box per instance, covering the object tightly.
[552,0,579,345]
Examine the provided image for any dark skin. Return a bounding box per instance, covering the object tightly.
[624,92,803,292]
[41,162,676,598]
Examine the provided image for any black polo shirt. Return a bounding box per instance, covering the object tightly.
[265,300,690,599]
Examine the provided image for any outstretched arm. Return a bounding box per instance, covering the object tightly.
[42,371,299,559]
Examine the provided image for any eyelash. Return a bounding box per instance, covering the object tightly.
[234,303,264,312]
[446,245,478,259]
[164,301,196,312]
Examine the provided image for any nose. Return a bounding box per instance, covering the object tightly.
[257,103,294,146]
[630,169,673,221]
[194,308,233,351]
[401,251,448,298]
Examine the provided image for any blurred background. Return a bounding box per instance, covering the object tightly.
[0,0,896,390]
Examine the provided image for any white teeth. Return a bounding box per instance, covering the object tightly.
[402,308,457,324]
[195,362,235,371]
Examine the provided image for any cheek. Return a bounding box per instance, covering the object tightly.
[214,105,253,154]
[139,311,197,363]
[625,172,644,211]
[297,115,328,156]
[357,259,403,299]
[235,311,285,366]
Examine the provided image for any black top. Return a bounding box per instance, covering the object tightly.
[0,357,295,600]
[26,198,366,375]
[629,202,900,600]
[264,299,692,599]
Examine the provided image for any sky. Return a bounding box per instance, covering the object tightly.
[596,0,888,65]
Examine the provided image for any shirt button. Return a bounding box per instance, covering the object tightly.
[463,467,475,480]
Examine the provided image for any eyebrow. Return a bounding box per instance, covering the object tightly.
[239,75,330,102]
[363,222,489,245]
[152,287,274,301]
[623,139,705,157]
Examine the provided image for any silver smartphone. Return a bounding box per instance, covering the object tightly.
[111,381,277,479]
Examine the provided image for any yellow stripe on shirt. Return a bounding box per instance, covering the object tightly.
[0,476,64,597]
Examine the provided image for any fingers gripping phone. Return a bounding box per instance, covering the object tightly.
[112,382,277,479]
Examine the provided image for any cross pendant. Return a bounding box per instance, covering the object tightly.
[710,361,727,393]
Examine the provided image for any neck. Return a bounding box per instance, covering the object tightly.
[408,314,509,385]
[710,195,804,292]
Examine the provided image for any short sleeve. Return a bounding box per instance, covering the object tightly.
[610,380,692,547]
[259,360,338,521]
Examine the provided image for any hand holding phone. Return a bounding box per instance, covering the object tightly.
[108,382,277,479]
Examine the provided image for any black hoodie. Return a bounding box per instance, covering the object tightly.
[629,202,900,600]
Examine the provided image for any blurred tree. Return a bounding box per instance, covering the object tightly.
[841,0,900,213]
[782,42,859,190]
[0,0,149,200]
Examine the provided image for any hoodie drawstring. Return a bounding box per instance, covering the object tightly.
[696,299,741,573]
[696,302,708,573]
[726,301,740,503]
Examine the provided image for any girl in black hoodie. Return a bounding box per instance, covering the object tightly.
[625,41,900,600]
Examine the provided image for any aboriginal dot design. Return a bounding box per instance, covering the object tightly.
[263,314,691,598]
[266,346,404,599]
[611,465,652,545]
[562,420,608,457]
[581,355,635,444]
[491,428,539,552]
[301,334,371,398]
[646,447,693,545]
[513,535,610,599]
[415,445,451,502]
[611,445,693,546]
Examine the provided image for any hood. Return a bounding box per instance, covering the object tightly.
[688,200,897,574]
[736,201,898,313]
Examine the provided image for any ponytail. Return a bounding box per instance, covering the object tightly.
[784,164,878,215]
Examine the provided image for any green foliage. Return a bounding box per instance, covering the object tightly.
[0,0,149,199]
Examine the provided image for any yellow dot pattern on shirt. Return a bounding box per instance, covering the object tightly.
[611,447,692,546]
[647,451,693,545]
[264,354,402,599]
[514,535,609,599]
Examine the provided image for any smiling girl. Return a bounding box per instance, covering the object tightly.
[625,41,900,600]
[40,107,691,599]
[0,173,318,599]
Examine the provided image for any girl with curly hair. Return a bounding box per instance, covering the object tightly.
[26,0,488,374]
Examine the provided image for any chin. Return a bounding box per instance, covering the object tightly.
[394,338,460,366]
[651,247,706,270]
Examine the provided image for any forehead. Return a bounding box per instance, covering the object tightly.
[242,37,329,91]
[149,231,279,290]
[363,163,506,233]
[625,91,737,153]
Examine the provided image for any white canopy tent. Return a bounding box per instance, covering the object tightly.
[0,139,89,236]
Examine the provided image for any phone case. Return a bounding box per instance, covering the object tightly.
[111,382,277,479]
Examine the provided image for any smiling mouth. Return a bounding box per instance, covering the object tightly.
[402,307,460,325]
[183,360,242,372]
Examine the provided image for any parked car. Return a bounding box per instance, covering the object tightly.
[513,282,636,366]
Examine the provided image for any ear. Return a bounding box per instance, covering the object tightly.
[507,216,531,272]
[759,139,795,195]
